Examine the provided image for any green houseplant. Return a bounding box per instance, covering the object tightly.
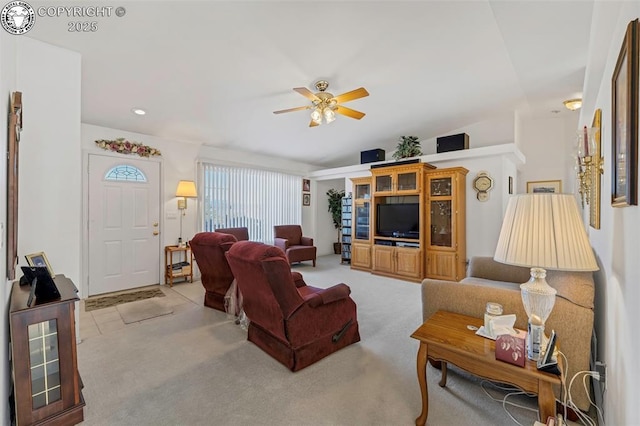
[392,135,422,160]
[326,189,345,254]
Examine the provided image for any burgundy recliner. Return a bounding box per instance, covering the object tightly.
[274,225,317,267]
[214,227,249,241]
[226,241,360,371]
[189,232,237,311]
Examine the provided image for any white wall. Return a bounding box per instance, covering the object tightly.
[0,30,17,426]
[313,179,344,257]
[516,114,579,195]
[16,37,82,286]
[394,113,515,159]
[580,3,640,424]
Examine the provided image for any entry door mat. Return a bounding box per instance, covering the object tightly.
[84,288,166,312]
[116,298,173,324]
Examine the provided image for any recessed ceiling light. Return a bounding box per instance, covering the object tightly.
[131,108,146,115]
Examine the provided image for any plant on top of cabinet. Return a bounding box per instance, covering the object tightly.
[392,135,422,160]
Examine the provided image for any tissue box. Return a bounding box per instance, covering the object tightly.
[495,330,527,367]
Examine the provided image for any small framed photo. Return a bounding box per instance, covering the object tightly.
[508,176,513,194]
[302,179,311,193]
[25,252,55,278]
[302,193,311,206]
[526,180,562,194]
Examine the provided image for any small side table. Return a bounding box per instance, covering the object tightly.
[411,311,561,425]
[164,245,193,287]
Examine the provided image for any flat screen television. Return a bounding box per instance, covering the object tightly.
[376,203,419,239]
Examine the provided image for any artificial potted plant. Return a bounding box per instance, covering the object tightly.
[326,188,345,254]
[392,135,423,160]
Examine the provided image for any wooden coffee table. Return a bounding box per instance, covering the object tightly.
[410,310,561,425]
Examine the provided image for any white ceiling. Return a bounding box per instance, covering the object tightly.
[25,1,593,168]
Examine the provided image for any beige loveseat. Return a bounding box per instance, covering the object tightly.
[421,256,595,411]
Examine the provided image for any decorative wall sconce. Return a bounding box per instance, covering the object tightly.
[575,112,604,229]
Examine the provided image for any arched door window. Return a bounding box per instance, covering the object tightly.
[104,165,147,182]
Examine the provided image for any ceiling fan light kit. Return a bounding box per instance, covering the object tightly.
[274,80,369,127]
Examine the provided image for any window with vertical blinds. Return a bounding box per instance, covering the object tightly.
[199,163,302,244]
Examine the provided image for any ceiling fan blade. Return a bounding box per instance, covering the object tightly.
[335,105,366,120]
[273,105,311,114]
[294,87,320,101]
[309,119,320,127]
[332,87,369,104]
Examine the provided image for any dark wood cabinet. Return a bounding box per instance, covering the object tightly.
[10,276,85,425]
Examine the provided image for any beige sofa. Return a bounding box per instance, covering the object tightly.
[421,256,595,411]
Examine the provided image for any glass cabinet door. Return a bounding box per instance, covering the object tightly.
[430,200,452,247]
[28,320,61,409]
[375,175,392,192]
[397,172,417,191]
[430,177,452,196]
[355,183,371,200]
[354,202,370,240]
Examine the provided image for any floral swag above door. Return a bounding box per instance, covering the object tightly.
[95,138,162,157]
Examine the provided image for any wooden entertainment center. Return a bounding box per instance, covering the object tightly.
[350,162,468,282]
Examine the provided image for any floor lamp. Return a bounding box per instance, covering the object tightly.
[175,180,197,247]
[494,193,598,360]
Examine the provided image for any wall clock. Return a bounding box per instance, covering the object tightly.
[472,171,494,202]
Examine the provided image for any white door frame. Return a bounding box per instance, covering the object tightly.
[81,150,165,299]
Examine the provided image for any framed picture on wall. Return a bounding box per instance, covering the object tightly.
[302,179,310,192]
[7,91,22,280]
[526,180,562,194]
[302,193,311,206]
[611,19,638,207]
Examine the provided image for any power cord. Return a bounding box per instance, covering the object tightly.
[481,380,539,425]
[556,350,603,426]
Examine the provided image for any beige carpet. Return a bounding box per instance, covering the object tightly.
[116,298,173,324]
[76,256,586,425]
[84,288,165,311]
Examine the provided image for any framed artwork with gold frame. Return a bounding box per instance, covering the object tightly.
[590,109,602,229]
[7,91,22,280]
[611,19,638,207]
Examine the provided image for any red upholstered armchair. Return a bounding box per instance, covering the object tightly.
[189,232,237,311]
[226,241,360,371]
[274,225,317,267]
[214,227,249,241]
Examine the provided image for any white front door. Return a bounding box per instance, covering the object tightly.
[88,154,161,295]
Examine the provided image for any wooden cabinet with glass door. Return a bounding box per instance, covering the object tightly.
[350,177,372,270]
[372,162,436,195]
[425,167,468,281]
[9,276,85,426]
